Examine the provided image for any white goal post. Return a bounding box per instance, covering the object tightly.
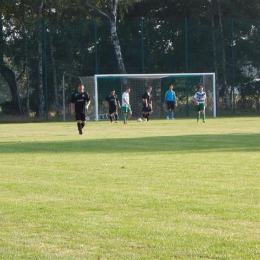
[91,73,216,121]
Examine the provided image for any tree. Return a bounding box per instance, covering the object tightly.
[2,0,260,118]
[0,5,23,115]
[36,0,45,117]
[82,0,141,74]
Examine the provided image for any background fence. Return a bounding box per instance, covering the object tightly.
[1,17,260,120]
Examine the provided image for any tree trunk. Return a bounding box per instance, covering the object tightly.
[0,12,23,115]
[217,0,229,108]
[50,34,59,117]
[109,0,126,74]
[109,19,126,74]
[21,0,30,117]
[0,66,23,115]
[84,0,127,74]
[26,69,30,116]
[210,5,219,110]
[37,1,45,117]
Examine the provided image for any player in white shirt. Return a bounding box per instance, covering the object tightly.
[193,86,207,123]
[121,87,132,125]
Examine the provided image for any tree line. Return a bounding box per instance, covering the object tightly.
[1,0,260,117]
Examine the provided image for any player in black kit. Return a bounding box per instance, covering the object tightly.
[105,89,121,123]
[142,86,153,121]
[70,83,90,135]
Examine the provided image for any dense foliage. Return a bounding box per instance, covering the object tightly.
[1,0,260,116]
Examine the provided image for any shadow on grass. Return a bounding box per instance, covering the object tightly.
[1,133,260,154]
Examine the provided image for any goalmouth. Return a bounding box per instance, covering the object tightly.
[82,73,216,121]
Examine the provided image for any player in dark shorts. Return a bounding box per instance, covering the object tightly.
[105,90,121,123]
[70,83,90,135]
[164,84,177,120]
[142,86,153,121]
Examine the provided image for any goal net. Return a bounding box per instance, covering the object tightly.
[79,73,216,121]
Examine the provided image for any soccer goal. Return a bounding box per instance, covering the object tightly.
[79,73,216,121]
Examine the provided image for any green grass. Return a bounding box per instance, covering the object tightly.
[0,117,259,259]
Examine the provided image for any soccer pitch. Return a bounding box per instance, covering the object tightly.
[0,117,259,259]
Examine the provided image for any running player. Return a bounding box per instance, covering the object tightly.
[70,83,91,135]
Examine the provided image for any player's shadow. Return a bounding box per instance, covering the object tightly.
[1,133,260,154]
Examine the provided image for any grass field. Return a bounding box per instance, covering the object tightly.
[0,117,259,259]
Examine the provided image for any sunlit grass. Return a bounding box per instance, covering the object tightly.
[0,117,259,259]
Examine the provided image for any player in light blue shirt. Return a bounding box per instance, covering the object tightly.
[165,84,177,120]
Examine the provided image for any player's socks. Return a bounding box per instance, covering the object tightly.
[109,115,113,122]
[77,123,82,134]
[123,117,126,124]
[197,114,200,122]
[202,113,205,122]
[81,123,85,129]
[171,111,174,119]
[115,114,118,121]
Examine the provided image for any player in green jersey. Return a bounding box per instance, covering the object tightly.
[193,86,207,123]
[121,87,132,125]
